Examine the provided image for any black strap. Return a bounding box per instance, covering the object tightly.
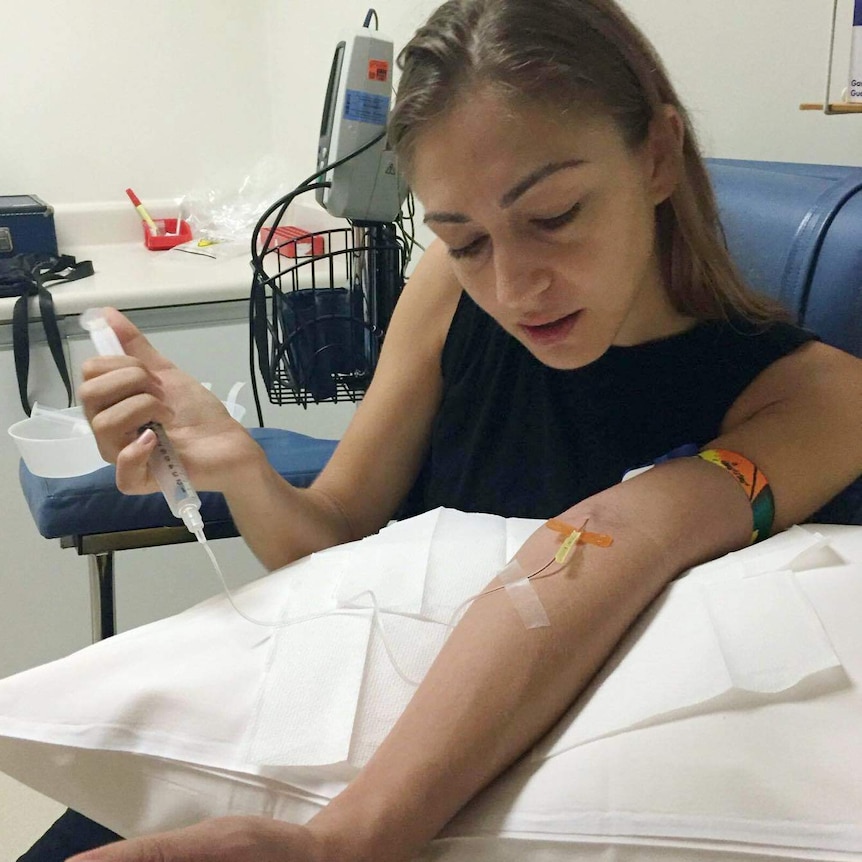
[9,254,94,416]
[39,286,73,410]
[12,291,33,416]
[250,271,273,391]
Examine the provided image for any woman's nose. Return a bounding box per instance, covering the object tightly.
[493,244,551,308]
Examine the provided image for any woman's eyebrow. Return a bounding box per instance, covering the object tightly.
[423,159,587,224]
[499,159,586,208]
[423,210,472,225]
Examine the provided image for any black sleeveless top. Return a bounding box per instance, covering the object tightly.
[401,292,817,520]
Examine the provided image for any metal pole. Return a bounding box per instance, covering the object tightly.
[88,552,116,641]
[824,0,840,114]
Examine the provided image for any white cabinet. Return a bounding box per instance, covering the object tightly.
[0,318,93,678]
[1,301,356,678]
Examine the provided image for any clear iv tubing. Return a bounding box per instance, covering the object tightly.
[199,539,486,687]
[78,308,529,687]
[197,537,498,688]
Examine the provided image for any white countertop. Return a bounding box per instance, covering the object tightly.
[0,240,255,324]
[0,197,354,325]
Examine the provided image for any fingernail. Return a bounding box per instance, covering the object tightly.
[137,427,157,446]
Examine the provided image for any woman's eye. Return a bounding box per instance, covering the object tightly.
[448,236,487,260]
[534,202,581,231]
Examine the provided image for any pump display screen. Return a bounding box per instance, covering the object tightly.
[320,42,346,137]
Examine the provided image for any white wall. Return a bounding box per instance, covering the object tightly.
[3,0,859,214]
[0,0,438,207]
[621,0,862,166]
[2,0,273,204]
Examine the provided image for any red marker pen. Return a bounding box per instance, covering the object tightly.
[125,188,160,235]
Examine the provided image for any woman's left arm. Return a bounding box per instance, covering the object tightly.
[71,343,862,862]
[308,342,862,861]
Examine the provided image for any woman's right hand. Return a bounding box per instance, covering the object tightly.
[79,308,258,496]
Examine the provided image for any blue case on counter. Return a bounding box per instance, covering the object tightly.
[0,195,58,258]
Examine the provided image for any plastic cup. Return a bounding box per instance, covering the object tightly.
[8,405,109,477]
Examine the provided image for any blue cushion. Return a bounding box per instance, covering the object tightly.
[19,427,338,539]
[707,159,862,326]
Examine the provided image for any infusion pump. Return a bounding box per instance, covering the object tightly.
[316,29,407,222]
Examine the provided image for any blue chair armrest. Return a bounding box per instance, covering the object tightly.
[19,427,338,539]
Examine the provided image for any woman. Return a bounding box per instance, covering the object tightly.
[24,0,862,859]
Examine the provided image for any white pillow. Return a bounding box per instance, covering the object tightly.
[0,510,860,860]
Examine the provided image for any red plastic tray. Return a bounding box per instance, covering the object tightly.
[144,219,192,250]
[258,225,326,258]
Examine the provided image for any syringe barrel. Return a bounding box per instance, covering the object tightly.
[144,422,201,518]
[81,307,204,536]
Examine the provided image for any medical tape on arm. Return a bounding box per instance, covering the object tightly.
[495,520,615,629]
[496,559,552,629]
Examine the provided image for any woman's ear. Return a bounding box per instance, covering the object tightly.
[644,105,685,205]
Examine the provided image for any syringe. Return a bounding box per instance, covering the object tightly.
[79,308,205,542]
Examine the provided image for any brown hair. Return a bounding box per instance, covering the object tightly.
[390,0,787,322]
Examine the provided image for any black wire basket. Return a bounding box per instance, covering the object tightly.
[250,219,404,408]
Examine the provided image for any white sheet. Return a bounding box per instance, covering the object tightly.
[535,566,842,757]
[0,511,860,860]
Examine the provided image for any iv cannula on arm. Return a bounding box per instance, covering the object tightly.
[79,308,206,542]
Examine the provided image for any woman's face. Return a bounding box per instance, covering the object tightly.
[410,88,691,369]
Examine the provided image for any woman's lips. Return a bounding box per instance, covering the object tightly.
[519,310,582,345]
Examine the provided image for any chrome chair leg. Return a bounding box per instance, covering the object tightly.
[88,552,116,641]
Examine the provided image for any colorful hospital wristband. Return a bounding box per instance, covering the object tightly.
[697,448,775,544]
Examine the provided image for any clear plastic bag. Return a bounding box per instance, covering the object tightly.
[177,156,298,259]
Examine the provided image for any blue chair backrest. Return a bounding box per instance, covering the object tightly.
[707,158,862,359]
